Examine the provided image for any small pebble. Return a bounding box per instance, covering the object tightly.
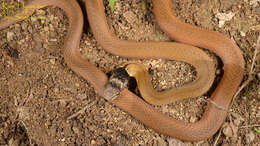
[34,41,44,53]
[218,20,225,28]
[6,32,15,41]
[167,138,186,146]
[256,72,260,80]
[245,131,255,144]
[91,140,96,145]
[50,38,57,42]
[53,88,59,93]
[49,24,54,31]
[50,59,55,65]
[234,118,241,126]
[44,26,49,31]
[240,31,246,37]
[49,15,55,21]
[190,116,197,123]
[21,22,28,30]
[7,60,14,67]
[49,31,57,38]
[76,94,87,100]
[250,0,260,7]
[123,11,136,24]
[242,96,247,100]
[231,113,244,126]
[72,126,80,135]
[75,83,80,87]
[37,9,46,15]
[223,124,233,137]
[30,17,38,22]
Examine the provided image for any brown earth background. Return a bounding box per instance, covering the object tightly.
[0,0,259,145]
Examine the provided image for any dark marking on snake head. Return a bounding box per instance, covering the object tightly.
[104,67,130,100]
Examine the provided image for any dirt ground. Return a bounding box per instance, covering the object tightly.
[0,0,259,145]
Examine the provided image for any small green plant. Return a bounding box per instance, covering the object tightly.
[108,0,117,11]
[142,0,147,8]
[108,0,147,11]
[254,128,260,133]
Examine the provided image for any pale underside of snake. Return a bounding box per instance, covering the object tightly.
[0,0,244,141]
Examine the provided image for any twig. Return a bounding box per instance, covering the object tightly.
[213,127,223,146]
[250,34,260,73]
[228,115,238,138]
[18,120,33,146]
[240,124,260,129]
[67,100,97,120]
[22,90,33,106]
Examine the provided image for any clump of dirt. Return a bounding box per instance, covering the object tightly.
[0,0,259,145]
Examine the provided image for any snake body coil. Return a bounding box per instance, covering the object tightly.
[0,0,244,141]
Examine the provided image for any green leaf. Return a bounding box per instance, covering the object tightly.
[142,0,147,8]
[254,128,260,133]
[109,0,117,12]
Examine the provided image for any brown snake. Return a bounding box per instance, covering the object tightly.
[0,0,245,141]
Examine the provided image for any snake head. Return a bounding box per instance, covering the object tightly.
[104,67,130,101]
[124,63,146,77]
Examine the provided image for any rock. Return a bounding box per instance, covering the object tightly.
[250,0,260,7]
[14,24,21,34]
[50,58,55,65]
[231,113,244,126]
[72,126,80,135]
[216,12,236,21]
[157,137,167,146]
[215,12,236,28]
[32,33,45,53]
[76,94,87,100]
[221,143,229,146]
[257,72,260,80]
[60,138,65,142]
[152,137,167,146]
[245,131,255,144]
[123,11,136,24]
[223,124,233,137]
[6,32,15,41]
[75,83,80,87]
[91,140,96,145]
[21,22,28,30]
[44,26,49,32]
[240,31,246,37]
[167,138,186,146]
[234,118,242,126]
[218,20,225,28]
[6,60,14,67]
[34,41,44,53]
[190,116,197,123]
